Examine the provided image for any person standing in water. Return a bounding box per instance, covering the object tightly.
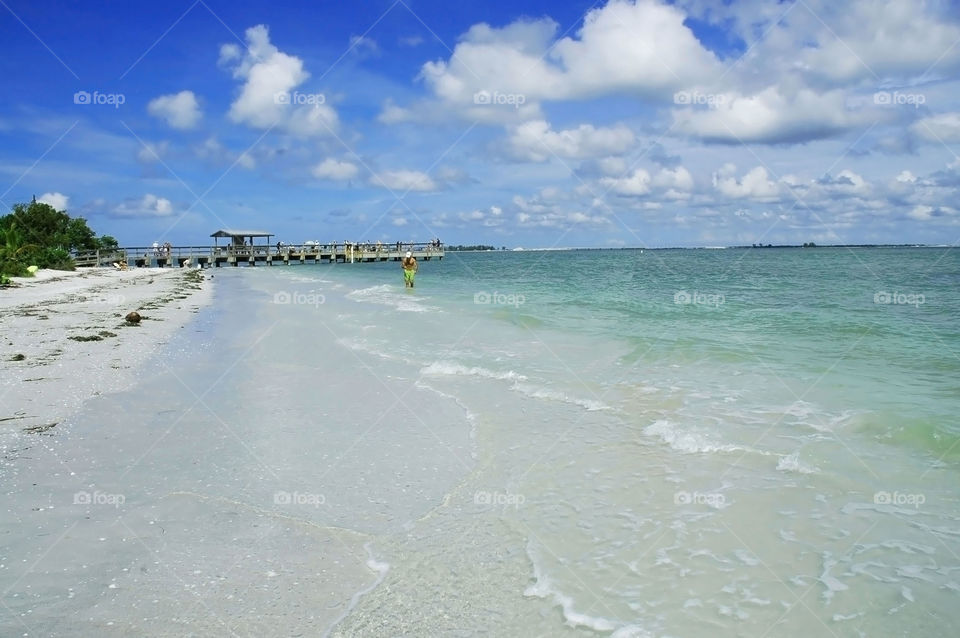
[402,251,418,288]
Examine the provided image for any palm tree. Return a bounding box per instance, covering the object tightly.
[0,224,36,277]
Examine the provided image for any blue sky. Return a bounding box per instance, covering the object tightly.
[1,0,959,248]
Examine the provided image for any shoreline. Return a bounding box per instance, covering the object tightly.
[0,267,214,442]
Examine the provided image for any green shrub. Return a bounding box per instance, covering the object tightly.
[0,199,99,275]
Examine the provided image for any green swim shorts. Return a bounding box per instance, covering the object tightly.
[404,269,415,283]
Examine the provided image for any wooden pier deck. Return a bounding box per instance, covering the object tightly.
[74,243,444,268]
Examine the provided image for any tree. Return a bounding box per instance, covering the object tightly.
[2,200,100,251]
[97,235,119,250]
[0,224,33,276]
[0,199,114,276]
[66,216,97,250]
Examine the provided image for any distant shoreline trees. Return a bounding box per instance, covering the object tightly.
[445,244,498,251]
[0,198,117,277]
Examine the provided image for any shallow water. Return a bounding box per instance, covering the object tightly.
[3,248,959,636]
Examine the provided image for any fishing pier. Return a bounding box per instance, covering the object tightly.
[74,229,444,268]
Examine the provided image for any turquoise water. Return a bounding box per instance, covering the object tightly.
[334,246,960,461]
[321,247,960,634]
[3,247,959,636]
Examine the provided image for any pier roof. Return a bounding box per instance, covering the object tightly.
[210,229,273,238]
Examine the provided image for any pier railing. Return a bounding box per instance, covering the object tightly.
[72,242,444,268]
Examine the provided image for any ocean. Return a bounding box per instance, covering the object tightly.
[4,247,960,636]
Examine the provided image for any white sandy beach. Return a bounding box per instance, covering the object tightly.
[0,267,389,636]
[0,267,213,440]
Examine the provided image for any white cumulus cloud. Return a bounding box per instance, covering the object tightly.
[600,169,652,196]
[507,120,635,162]
[37,192,69,210]
[910,112,960,143]
[712,164,781,200]
[599,166,694,198]
[672,87,869,144]
[221,24,338,137]
[312,158,360,181]
[147,91,201,129]
[112,194,175,217]
[377,99,415,124]
[419,0,721,110]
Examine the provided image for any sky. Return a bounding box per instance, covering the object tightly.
[1,0,960,248]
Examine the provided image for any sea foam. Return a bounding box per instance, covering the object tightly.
[776,452,820,474]
[347,284,436,313]
[644,420,745,454]
[524,542,619,633]
[421,362,610,411]
[511,383,610,411]
[421,361,527,381]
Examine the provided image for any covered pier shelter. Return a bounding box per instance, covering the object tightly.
[211,229,274,266]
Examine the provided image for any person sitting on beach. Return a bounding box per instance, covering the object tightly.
[401,251,418,288]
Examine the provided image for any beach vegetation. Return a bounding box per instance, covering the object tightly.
[0,199,116,276]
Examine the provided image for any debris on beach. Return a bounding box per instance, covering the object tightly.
[125,311,142,324]
[23,422,58,434]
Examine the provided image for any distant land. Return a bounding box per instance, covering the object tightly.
[444,243,943,252]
